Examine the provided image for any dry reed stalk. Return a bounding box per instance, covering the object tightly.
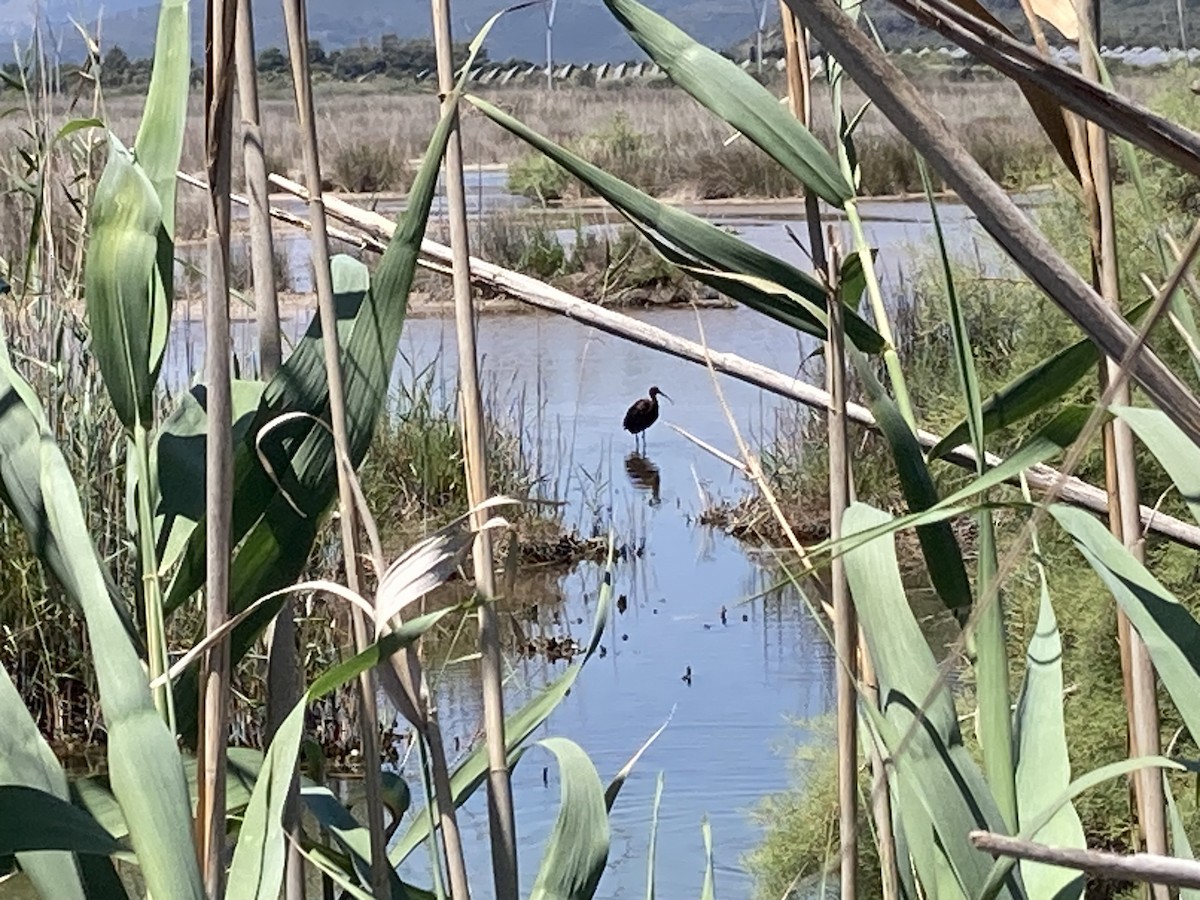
[784,0,1200,449]
[971,831,1200,889]
[429,0,517,893]
[281,0,390,894]
[198,0,237,892]
[234,1,301,896]
[249,173,1200,552]
[826,236,858,899]
[780,6,860,893]
[1077,0,1168,873]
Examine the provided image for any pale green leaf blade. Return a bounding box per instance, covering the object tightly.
[850,351,973,614]
[818,404,1091,564]
[84,135,162,431]
[646,772,664,900]
[699,816,715,900]
[1013,552,1085,900]
[981,755,1184,897]
[1114,405,1200,528]
[0,326,203,900]
[930,297,1154,461]
[844,503,1020,898]
[132,0,189,236]
[227,607,455,900]
[466,94,885,355]
[925,162,1016,827]
[602,0,851,206]
[0,666,93,899]
[1050,503,1200,745]
[1165,780,1200,900]
[530,738,610,900]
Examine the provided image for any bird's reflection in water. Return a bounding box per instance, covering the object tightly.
[624,452,662,506]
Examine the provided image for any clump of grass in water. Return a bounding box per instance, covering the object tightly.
[326,139,414,194]
[359,361,546,547]
[474,211,715,307]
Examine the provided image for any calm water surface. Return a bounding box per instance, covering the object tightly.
[160,195,1009,896]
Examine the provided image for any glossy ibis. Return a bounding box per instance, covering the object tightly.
[623,386,670,449]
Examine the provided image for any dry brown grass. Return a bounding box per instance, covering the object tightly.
[2,73,1165,248]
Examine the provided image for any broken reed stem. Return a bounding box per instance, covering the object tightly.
[234,1,302,897]
[234,172,1200,553]
[429,0,516,894]
[280,0,390,895]
[1077,2,1168,871]
[198,0,237,892]
[971,831,1200,889]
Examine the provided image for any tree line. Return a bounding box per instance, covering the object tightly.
[0,36,535,93]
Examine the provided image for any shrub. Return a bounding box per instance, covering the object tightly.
[327,140,411,193]
[507,152,570,205]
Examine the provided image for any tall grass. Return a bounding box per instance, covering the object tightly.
[8,0,1200,898]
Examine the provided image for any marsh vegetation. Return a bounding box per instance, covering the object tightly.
[7,0,1200,897]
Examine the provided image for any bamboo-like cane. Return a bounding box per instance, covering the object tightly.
[198,0,237,892]
[429,0,517,894]
[234,1,301,897]
[778,4,860,893]
[826,234,858,899]
[236,172,1200,553]
[1077,0,1169,876]
[971,831,1200,889]
[280,1,390,895]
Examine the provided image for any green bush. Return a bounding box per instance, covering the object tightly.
[507,152,570,205]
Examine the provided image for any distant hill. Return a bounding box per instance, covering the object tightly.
[2,0,762,65]
[4,0,1200,66]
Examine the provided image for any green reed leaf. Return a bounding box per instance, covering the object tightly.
[602,0,851,206]
[0,324,203,899]
[1012,523,1084,900]
[1051,503,1200,747]
[466,94,885,354]
[0,666,95,899]
[84,135,164,432]
[529,738,610,900]
[850,349,973,614]
[227,608,454,900]
[844,503,1021,899]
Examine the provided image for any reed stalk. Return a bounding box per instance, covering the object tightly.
[1078,0,1168,876]
[779,6,861,893]
[281,0,390,894]
[429,0,517,894]
[786,0,1200,448]
[198,0,237,891]
[235,1,301,895]
[246,173,1200,551]
[825,234,858,899]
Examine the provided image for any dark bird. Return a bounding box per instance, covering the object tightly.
[682,665,692,686]
[623,386,671,450]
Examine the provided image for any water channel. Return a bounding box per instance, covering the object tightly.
[164,176,1018,897]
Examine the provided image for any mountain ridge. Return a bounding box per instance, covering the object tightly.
[4,0,1200,66]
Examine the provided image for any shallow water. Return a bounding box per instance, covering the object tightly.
[157,194,999,894]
